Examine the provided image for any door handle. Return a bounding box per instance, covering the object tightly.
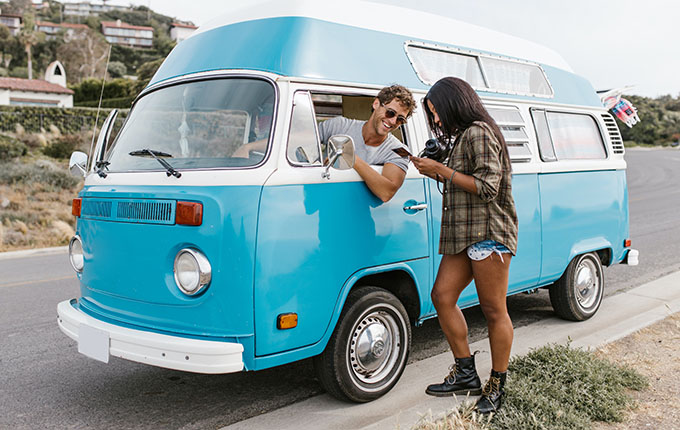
[404,204,427,211]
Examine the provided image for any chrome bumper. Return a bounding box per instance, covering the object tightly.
[57,299,244,374]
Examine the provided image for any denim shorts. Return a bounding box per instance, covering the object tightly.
[467,240,511,262]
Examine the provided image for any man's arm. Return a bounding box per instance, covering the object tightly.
[353,158,406,202]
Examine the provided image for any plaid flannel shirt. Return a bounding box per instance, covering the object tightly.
[439,121,518,256]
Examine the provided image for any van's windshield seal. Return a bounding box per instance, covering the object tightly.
[105,77,276,172]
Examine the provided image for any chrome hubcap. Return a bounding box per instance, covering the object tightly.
[348,307,403,385]
[574,257,600,309]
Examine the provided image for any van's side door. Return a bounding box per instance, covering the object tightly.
[253,88,430,358]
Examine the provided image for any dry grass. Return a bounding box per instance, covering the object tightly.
[0,161,80,251]
[594,312,680,430]
[412,401,492,430]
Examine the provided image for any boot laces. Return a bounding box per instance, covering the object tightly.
[482,376,501,397]
[445,363,461,384]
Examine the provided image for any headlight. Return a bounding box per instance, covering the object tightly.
[69,236,84,273]
[173,248,211,296]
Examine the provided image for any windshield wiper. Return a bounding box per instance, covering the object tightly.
[129,148,181,178]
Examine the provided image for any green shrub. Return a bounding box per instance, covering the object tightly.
[0,134,27,160]
[43,134,85,159]
[0,159,79,189]
[489,343,647,430]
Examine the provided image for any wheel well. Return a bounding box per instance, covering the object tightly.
[352,270,420,323]
[595,248,612,266]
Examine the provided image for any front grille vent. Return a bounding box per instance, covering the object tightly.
[80,199,175,225]
[81,200,112,218]
[602,114,625,155]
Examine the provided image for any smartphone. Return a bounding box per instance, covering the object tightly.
[392,146,412,158]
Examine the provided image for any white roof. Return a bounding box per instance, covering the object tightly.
[195,0,573,72]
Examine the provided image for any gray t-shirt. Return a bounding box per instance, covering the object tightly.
[318,117,409,172]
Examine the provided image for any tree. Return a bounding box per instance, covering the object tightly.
[56,28,110,82]
[18,13,44,80]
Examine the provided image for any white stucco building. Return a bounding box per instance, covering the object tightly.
[0,61,74,107]
[170,22,198,43]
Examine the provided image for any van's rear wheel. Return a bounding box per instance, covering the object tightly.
[314,287,411,403]
[550,252,604,321]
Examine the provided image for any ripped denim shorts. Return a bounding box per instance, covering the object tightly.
[467,240,511,262]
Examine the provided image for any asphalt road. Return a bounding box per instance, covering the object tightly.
[1,148,678,430]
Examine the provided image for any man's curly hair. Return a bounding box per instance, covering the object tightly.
[377,84,416,117]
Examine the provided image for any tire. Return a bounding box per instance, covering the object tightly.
[549,252,604,321]
[313,286,411,403]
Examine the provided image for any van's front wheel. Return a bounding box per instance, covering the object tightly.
[550,252,604,321]
[314,287,411,403]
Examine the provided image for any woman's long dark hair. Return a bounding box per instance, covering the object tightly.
[423,77,510,170]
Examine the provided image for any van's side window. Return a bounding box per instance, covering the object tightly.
[310,93,410,151]
[547,112,606,160]
[488,106,532,163]
[287,91,322,166]
[531,109,557,161]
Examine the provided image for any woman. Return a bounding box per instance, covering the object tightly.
[411,77,518,413]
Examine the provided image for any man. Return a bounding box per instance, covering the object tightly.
[319,84,416,202]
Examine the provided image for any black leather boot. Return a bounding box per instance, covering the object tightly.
[475,370,506,414]
[425,356,482,396]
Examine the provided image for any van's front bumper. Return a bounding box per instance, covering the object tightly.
[57,299,244,374]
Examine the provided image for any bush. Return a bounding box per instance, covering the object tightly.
[0,134,27,160]
[489,343,647,430]
[43,134,85,159]
[0,159,79,189]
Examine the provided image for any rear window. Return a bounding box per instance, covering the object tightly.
[105,78,275,172]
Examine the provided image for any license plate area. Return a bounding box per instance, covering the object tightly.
[78,325,110,363]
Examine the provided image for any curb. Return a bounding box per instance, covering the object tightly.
[0,246,68,261]
[221,270,680,430]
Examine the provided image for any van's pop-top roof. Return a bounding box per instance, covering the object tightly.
[149,0,601,107]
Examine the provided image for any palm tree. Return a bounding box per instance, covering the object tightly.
[18,13,44,80]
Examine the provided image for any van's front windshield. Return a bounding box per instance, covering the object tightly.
[105,78,275,172]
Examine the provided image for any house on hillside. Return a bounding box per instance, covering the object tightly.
[0,12,22,36]
[101,20,153,48]
[170,22,197,43]
[36,21,89,40]
[63,1,129,17]
[0,61,74,107]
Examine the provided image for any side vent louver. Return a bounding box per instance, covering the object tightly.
[602,114,625,155]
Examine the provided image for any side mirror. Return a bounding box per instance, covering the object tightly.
[322,134,355,179]
[69,151,88,177]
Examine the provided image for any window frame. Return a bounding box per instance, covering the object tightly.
[286,90,323,168]
[531,108,609,162]
[405,41,554,98]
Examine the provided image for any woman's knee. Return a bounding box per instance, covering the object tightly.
[479,302,510,324]
[431,286,456,308]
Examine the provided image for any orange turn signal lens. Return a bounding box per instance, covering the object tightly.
[277,313,298,330]
[72,198,82,217]
[624,239,632,248]
[176,201,203,226]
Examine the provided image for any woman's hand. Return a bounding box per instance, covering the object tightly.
[411,156,443,179]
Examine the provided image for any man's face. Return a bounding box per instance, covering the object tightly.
[369,98,409,137]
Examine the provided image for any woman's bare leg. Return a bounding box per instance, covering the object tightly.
[431,252,474,359]
[471,253,513,372]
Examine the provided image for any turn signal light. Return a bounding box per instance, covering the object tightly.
[277,313,298,330]
[72,198,82,217]
[176,201,203,226]
[624,239,632,248]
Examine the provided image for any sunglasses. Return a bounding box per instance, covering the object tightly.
[381,103,407,125]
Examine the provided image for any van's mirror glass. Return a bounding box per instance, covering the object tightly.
[322,134,355,179]
[69,151,88,177]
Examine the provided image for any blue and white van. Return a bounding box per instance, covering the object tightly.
[58,1,639,403]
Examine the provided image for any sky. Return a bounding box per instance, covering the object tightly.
[98,0,678,98]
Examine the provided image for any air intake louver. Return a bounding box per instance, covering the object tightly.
[80,199,175,225]
[602,114,625,155]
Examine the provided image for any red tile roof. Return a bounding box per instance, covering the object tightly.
[0,78,74,95]
[101,20,153,31]
[171,22,198,29]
